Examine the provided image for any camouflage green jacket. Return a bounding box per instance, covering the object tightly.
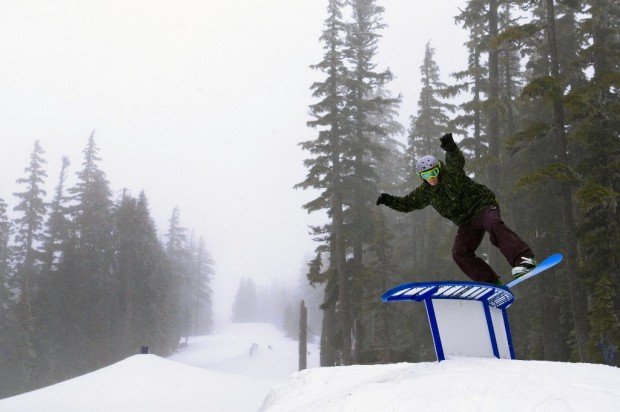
[383,145,498,226]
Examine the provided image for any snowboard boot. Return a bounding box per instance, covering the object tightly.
[511,257,537,279]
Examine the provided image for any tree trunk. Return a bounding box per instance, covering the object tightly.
[487,0,500,193]
[473,41,482,157]
[486,0,504,271]
[299,300,308,370]
[332,192,353,365]
[331,111,353,364]
[377,211,392,363]
[545,0,590,361]
[320,293,336,366]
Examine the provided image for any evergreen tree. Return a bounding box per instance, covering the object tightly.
[486,0,501,194]
[587,274,620,365]
[450,3,488,170]
[65,132,117,370]
[342,0,401,364]
[406,42,455,273]
[11,140,48,388]
[115,191,177,356]
[296,0,352,365]
[12,141,47,307]
[0,197,21,397]
[189,237,214,335]
[282,304,298,338]
[509,0,591,361]
[343,0,400,263]
[32,156,72,387]
[410,43,453,156]
[353,82,403,364]
[232,278,258,323]
[165,206,190,344]
[42,157,71,273]
[0,197,11,294]
[567,0,620,364]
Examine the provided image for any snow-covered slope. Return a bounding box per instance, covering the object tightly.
[169,322,320,379]
[260,358,620,412]
[0,323,319,412]
[1,323,618,411]
[0,354,269,412]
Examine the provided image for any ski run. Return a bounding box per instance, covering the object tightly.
[1,322,618,411]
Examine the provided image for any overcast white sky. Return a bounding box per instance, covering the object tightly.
[0,0,468,326]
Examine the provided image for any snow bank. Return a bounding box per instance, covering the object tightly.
[0,354,273,412]
[260,358,620,412]
[4,323,616,412]
[0,323,319,411]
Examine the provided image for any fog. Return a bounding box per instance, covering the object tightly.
[0,0,468,326]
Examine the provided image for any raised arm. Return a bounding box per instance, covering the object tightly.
[376,186,430,213]
[440,133,465,170]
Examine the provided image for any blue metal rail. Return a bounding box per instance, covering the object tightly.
[382,281,515,310]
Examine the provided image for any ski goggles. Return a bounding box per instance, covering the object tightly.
[419,166,440,180]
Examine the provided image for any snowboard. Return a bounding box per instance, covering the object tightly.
[504,253,563,288]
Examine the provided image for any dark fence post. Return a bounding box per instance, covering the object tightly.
[299,300,307,371]
[141,346,150,354]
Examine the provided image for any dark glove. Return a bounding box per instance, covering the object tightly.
[440,133,457,151]
[376,193,391,206]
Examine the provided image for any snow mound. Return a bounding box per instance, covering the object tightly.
[0,354,271,412]
[260,358,620,412]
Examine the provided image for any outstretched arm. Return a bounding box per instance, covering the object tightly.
[440,133,465,170]
[376,187,430,213]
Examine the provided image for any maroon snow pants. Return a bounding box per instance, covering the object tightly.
[452,205,534,283]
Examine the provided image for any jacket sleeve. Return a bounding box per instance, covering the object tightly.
[445,144,465,171]
[383,186,430,213]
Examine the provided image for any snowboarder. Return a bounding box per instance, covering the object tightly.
[376,133,537,285]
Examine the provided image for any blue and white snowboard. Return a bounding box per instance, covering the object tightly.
[505,253,563,288]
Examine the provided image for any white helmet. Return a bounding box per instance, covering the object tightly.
[416,155,439,173]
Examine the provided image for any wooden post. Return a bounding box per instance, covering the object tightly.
[299,300,307,370]
[141,346,149,354]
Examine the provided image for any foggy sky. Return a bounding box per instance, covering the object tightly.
[0,0,468,327]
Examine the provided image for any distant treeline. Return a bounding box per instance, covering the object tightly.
[230,275,324,340]
[298,0,618,367]
[0,133,214,398]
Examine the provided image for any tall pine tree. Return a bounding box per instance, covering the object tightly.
[66,132,117,370]
[343,0,401,363]
[11,140,48,388]
[296,0,351,365]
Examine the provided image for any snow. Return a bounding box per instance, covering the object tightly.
[261,358,620,412]
[1,322,619,411]
[0,355,266,412]
[0,323,319,412]
[168,323,319,379]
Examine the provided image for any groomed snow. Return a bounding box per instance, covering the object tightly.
[0,354,270,412]
[260,357,620,411]
[0,323,319,412]
[169,322,320,379]
[1,323,618,411]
